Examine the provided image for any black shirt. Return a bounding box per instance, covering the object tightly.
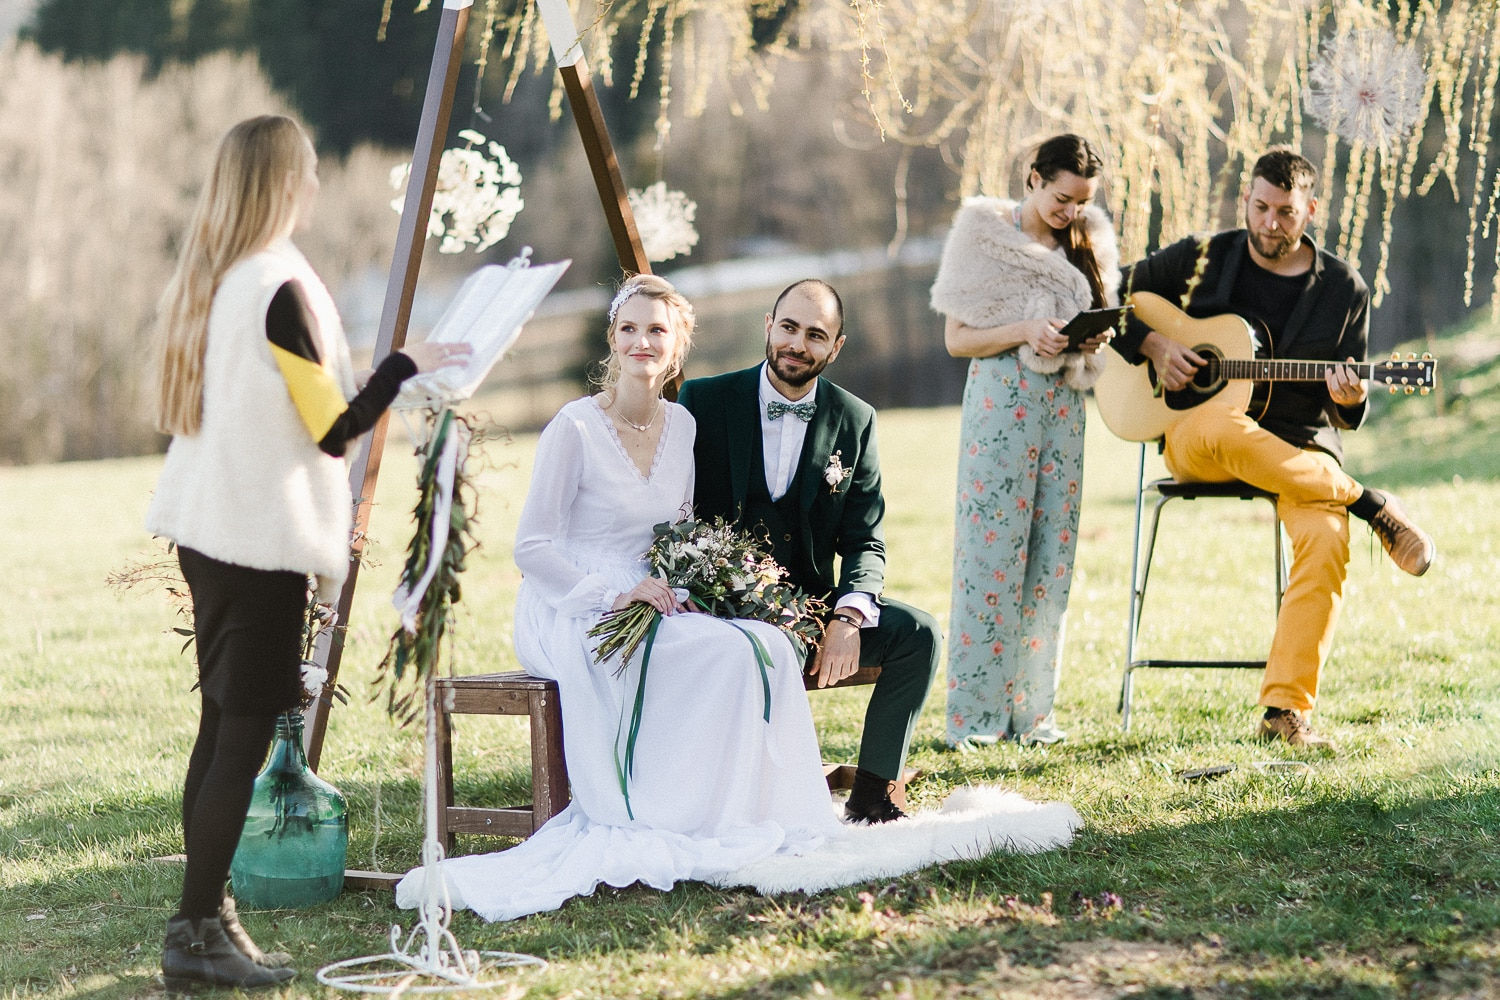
[1112,230,1370,462]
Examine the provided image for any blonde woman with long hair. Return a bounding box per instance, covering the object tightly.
[145,115,465,989]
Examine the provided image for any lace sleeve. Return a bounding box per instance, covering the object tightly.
[513,413,619,615]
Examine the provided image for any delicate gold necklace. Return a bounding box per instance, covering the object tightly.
[612,398,661,433]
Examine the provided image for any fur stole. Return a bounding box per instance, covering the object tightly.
[930,196,1121,390]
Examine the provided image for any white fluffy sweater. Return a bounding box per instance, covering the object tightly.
[930,196,1120,390]
[146,239,357,589]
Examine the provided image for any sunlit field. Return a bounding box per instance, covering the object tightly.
[3,313,1499,998]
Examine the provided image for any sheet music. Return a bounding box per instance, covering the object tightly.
[393,254,571,409]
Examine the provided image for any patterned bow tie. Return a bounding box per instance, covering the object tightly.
[766,400,816,422]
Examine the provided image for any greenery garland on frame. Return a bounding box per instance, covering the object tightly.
[374,408,480,726]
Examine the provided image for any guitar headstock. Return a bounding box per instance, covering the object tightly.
[1373,353,1436,395]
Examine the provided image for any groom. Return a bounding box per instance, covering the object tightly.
[677,278,941,824]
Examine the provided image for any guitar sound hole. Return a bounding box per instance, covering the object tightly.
[1188,347,1224,395]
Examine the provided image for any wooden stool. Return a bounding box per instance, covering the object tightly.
[433,671,569,851]
[432,666,918,854]
[803,665,918,809]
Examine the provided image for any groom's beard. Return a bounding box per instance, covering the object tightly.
[765,342,830,388]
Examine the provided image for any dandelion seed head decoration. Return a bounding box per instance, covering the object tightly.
[1305,28,1427,150]
[390,129,524,254]
[628,182,700,263]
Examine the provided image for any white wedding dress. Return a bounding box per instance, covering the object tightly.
[397,397,843,921]
[396,396,1082,922]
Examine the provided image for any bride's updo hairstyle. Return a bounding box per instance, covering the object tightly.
[594,273,697,393]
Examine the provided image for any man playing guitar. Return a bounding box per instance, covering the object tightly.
[1109,147,1435,750]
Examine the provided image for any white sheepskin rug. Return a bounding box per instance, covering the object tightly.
[706,785,1082,895]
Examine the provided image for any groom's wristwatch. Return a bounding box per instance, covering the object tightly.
[830,611,862,629]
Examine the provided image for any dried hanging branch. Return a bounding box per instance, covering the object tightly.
[373,410,481,727]
[444,0,1500,310]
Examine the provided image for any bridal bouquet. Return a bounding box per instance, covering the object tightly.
[588,516,828,670]
[587,516,828,819]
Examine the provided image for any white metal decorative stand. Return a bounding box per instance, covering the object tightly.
[317,673,545,993]
[318,416,545,994]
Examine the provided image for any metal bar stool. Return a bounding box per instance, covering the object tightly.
[1119,443,1289,730]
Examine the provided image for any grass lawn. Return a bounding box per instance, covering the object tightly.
[3,314,1500,998]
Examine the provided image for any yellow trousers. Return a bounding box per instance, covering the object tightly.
[1163,403,1362,712]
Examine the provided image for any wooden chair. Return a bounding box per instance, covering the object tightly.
[1119,442,1288,730]
[432,660,918,852]
[432,671,569,852]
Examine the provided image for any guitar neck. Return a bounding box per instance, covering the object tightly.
[1220,358,1372,382]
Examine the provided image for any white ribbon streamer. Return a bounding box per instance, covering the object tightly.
[392,417,469,633]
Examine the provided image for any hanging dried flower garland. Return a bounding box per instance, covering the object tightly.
[628,181,699,262]
[389,128,525,254]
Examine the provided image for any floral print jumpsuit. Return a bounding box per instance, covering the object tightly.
[947,352,1083,746]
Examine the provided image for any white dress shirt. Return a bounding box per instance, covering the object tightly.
[756,363,879,627]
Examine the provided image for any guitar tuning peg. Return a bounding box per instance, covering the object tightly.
[1407,352,1417,360]
[1400,377,1409,384]
[1405,385,1415,395]
[1419,387,1430,395]
[1387,385,1398,394]
[1389,351,1400,361]
[1422,352,1433,360]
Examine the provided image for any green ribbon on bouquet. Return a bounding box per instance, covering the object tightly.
[611,610,772,821]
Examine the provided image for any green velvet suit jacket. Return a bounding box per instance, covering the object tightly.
[677,365,886,602]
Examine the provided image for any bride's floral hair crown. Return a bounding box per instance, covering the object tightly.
[607,283,642,327]
[594,274,698,392]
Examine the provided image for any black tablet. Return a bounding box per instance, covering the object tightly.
[1059,304,1133,350]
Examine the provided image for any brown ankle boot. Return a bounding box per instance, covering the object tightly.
[161,915,295,990]
[220,897,292,969]
[1364,488,1435,576]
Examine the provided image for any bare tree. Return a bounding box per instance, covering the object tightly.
[0,44,402,463]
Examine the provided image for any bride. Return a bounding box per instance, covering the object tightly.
[396,274,844,922]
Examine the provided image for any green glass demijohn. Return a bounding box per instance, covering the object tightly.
[230,711,348,908]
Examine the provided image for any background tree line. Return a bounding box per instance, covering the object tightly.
[3,0,1492,464]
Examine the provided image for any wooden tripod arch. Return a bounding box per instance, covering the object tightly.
[303,0,651,769]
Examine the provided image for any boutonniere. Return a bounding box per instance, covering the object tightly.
[823,450,853,494]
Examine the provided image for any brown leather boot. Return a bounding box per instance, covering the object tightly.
[220,896,292,969]
[161,915,295,990]
[1364,488,1435,576]
[1256,709,1335,752]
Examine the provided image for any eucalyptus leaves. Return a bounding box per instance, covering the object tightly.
[375,409,478,726]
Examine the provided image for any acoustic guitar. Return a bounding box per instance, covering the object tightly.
[1094,291,1437,442]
